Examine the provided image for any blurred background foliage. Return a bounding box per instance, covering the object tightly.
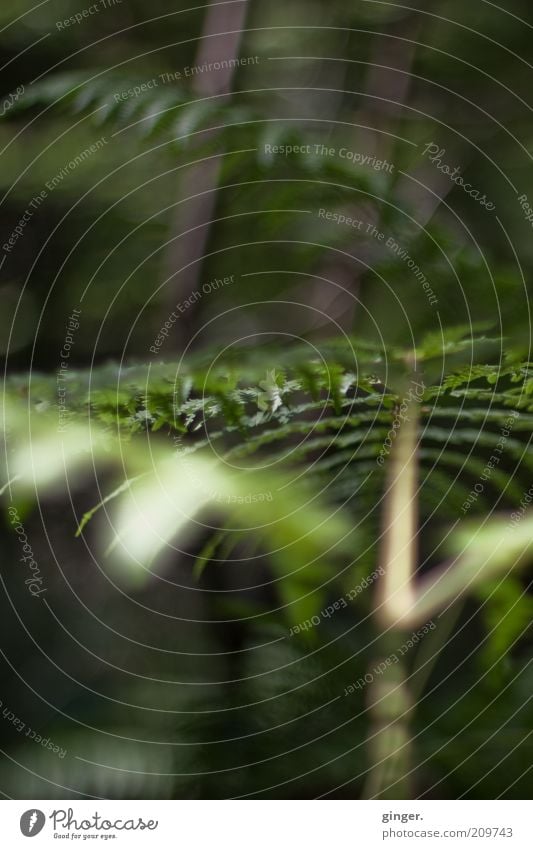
[1,0,533,799]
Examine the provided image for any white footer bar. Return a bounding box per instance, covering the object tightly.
[1,800,528,847]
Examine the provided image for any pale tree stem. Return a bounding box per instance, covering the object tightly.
[365,391,529,798]
[377,395,420,628]
[364,389,420,799]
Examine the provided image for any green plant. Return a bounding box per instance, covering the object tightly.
[4,328,533,798]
